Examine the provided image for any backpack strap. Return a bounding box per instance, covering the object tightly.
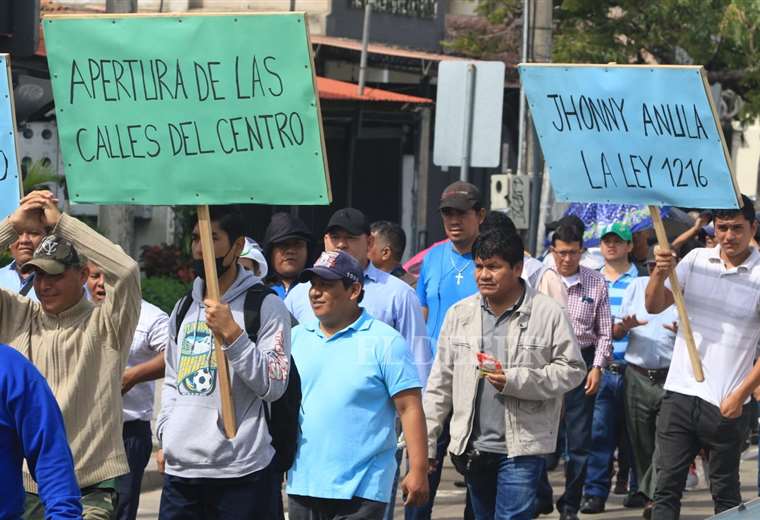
[19,273,35,297]
[243,283,277,343]
[173,289,194,343]
[242,284,277,424]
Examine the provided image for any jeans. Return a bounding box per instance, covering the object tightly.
[652,391,750,519]
[116,420,153,520]
[405,420,450,520]
[466,453,544,520]
[624,365,666,500]
[553,347,596,514]
[584,368,637,501]
[158,467,272,519]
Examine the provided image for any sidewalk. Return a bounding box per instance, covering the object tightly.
[137,446,760,519]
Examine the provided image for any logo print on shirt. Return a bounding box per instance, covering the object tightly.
[177,321,218,396]
[267,330,289,381]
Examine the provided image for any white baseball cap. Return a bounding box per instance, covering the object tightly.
[240,237,268,279]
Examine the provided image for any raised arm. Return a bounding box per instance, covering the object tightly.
[645,246,678,314]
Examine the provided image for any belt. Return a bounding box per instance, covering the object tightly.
[628,363,668,384]
[605,362,626,375]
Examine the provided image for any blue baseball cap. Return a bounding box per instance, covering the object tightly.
[299,250,363,285]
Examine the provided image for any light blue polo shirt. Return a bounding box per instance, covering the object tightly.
[287,310,421,502]
[0,261,36,301]
[285,262,431,385]
[417,241,477,347]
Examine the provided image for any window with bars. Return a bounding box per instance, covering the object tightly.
[349,0,438,19]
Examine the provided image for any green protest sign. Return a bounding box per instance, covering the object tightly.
[43,13,332,205]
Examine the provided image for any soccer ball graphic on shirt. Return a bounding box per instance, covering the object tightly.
[190,367,214,393]
[177,322,218,396]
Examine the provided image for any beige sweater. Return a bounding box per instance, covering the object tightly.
[0,214,141,491]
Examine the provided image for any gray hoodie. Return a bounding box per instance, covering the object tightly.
[156,268,292,478]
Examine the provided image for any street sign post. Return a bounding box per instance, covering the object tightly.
[434,61,505,180]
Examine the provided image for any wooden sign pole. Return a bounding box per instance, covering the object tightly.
[197,204,237,438]
[648,206,704,382]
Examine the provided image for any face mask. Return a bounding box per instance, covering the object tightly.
[193,244,235,280]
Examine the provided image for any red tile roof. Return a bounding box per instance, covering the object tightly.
[316,76,432,103]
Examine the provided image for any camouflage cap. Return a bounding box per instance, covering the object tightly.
[21,235,84,275]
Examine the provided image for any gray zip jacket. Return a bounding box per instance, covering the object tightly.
[423,287,586,458]
[156,268,291,478]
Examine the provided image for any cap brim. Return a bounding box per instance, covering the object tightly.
[272,233,310,244]
[439,197,474,211]
[21,258,66,275]
[324,224,367,236]
[601,231,631,241]
[299,267,344,283]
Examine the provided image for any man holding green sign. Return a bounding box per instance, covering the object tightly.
[42,10,333,519]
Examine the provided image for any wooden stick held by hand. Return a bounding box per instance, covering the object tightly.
[648,205,704,382]
[197,205,237,438]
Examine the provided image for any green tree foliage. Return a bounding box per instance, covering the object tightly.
[446,0,760,121]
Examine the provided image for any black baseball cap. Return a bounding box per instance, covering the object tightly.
[325,208,370,236]
[439,181,481,211]
[22,235,84,275]
[299,250,364,284]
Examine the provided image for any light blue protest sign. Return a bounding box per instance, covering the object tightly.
[519,64,740,209]
[0,55,21,220]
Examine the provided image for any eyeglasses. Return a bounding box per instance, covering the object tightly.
[552,249,581,258]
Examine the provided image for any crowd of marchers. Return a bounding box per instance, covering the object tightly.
[2,183,760,520]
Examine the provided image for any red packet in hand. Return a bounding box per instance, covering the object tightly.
[477,352,503,377]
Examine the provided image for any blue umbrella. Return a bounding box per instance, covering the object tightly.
[563,203,670,248]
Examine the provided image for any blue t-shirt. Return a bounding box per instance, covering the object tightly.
[602,263,639,361]
[287,311,421,502]
[417,241,478,348]
[0,345,81,519]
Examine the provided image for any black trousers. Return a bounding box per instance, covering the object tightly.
[116,420,153,520]
[652,391,751,519]
[288,495,386,520]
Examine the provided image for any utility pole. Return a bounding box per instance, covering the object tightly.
[100,0,138,256]
[357,1,372,96]
[522,0,552,254]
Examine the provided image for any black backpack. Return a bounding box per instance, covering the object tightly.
[174,283,301,473]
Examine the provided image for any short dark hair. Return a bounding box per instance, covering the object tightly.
[552,223,584,248]
[472,229,524,268]
[194,206,244,244]
[340,278,365,303]
[480,211,518,235]
[370,220,406,261]
[713,194,756,224]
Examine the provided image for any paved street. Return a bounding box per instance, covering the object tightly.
[137,446,760,519]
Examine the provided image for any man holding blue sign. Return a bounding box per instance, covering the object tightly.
[645,195,760,518]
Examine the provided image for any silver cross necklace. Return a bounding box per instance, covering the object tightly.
[449,250,469,285]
